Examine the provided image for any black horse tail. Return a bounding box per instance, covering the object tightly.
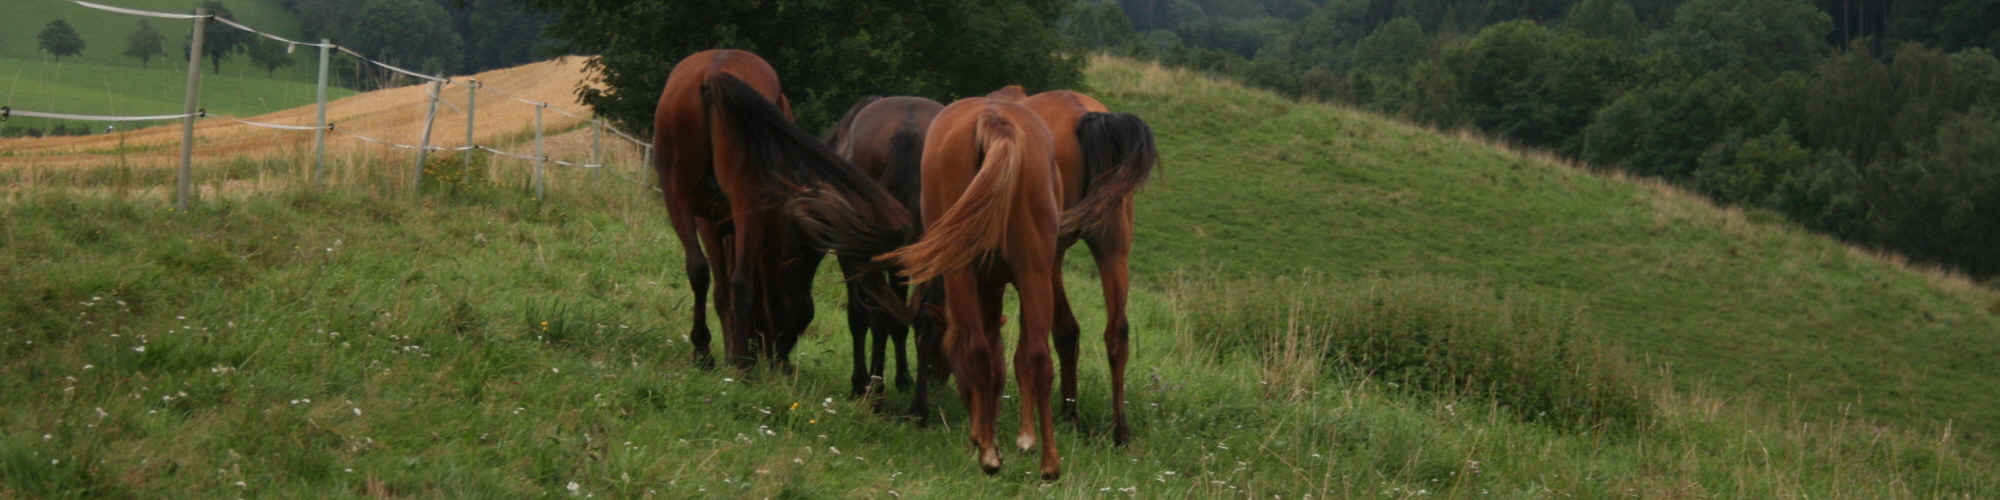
[700,73,911,256]
[1060,112,1158,237]
[881,129,926,237]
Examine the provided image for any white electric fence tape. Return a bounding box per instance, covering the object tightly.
[4,107,198,122]
[71,0,202,19]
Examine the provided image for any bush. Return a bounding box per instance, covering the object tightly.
[1172,273,1649,430]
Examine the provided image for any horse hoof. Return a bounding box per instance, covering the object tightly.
[1113,427,1131,447]
[693,353,716,370]
[1041,470,1061,482]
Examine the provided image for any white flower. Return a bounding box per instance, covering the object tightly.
[132,345,146,353]
[566,481,580,493]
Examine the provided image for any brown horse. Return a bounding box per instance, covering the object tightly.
[651,49,910,370]
[824,96,945,398]
[1009,89,1159,446]
[881,97,1064,480]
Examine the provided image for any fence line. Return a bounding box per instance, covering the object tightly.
[15,0,661,203]
[4,107,202,122]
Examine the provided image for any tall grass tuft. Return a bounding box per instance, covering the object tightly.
[1172,272,1648,430]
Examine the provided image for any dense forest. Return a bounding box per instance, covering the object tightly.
[1058,0,1999,281]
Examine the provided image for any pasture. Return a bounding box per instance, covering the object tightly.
[3,57,1997,497]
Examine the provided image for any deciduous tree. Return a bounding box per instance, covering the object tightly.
[38,20,87,63]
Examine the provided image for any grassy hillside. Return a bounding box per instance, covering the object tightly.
[1,57,1996,496]
[1083,57,2000,447]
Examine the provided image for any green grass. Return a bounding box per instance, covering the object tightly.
[3,58,1998,496]
[2,56,354,120]
[3,185,1992,497]
[1083,58,2000,448]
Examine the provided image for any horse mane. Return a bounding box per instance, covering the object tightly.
[700,73,910,256]
[1061,112,1159,237]
[883,111,1025,284]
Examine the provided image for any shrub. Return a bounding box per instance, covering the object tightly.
[1172,273,1649,430]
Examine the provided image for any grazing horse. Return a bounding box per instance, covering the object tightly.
[1001,88,1159,446]
[823,96,945,398]
[881,97,1064,480]
[651,49,910,371]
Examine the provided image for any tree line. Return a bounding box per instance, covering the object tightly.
[1061,0,2000,281]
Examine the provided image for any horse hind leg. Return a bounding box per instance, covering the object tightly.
[1014,265,1062,481]
[839,257,877,398]
[1089,232,1135,446]
[1050,266,1083,422]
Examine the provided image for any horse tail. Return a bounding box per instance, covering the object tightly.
[1060,112,1158,237]
[881,129,927,236]
[700,73,910,256]
[884,112,1025,284]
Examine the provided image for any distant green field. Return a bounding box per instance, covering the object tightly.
[2,56,351,121]
[0,0,318,82]
[2,0,355,133]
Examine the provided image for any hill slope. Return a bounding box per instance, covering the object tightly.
[1084,56,2000,445]
[1,57,1996,496]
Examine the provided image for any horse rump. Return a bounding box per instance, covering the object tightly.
[1060,112,1158,237]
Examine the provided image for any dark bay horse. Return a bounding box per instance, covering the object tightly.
[880,97,1065,480]
[1007,89,1159,446]
[651,49,910,371]
[824,96,945,398]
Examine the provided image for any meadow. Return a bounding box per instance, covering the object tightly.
[3,57,1997,497]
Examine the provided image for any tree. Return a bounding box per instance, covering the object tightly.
[1649,0,1831,78]
[1805,45,1893,163]
[1350,17,1429,74]
[124,20,166,68]
[198,2,254,74]
[247,39,296,76]
[447,0,551,74]
[1560,0,1642,46]
[521,0,1083,132]
[1438,21,1635,154]
[344,0,463,86]
[37,20,86,63]
[1061,0,1140,50]
[1694,124,1815,205]
[1582,68,1756,180]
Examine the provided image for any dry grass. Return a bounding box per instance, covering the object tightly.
[0,57,616,170]
[0,56,661,198]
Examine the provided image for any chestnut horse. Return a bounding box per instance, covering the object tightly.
[824,96,945,398]
[651,49,909,370]
[881,97,1064,480]
[1000,88,1159,445]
